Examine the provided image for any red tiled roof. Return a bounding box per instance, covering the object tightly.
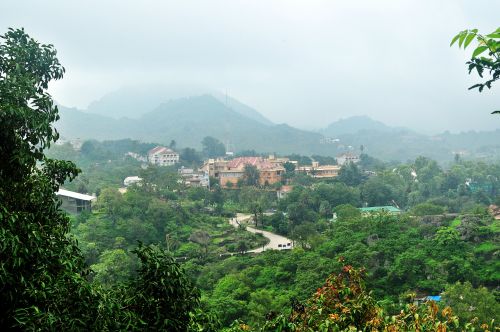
[148,146,175,155]
[227,157,277,170]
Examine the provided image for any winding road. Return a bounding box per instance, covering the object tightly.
[229,213,294,253]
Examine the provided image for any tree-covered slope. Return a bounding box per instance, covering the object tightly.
[320,115,400,136]
[57,105,136,140]
[86,85,274,125]
[57,95,331,155]
[57,97,500,163]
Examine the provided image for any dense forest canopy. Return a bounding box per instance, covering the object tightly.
[45,135,500,330]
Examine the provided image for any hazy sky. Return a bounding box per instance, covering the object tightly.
[1,0,499,133]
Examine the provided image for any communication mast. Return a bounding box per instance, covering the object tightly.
[225,140,234,157]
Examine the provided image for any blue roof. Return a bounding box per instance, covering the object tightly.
[426,296,441,301]
[359,206,401,213]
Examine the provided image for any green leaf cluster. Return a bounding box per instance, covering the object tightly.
[451,27,500,95]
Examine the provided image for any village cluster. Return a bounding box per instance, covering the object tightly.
[55,145,362,214]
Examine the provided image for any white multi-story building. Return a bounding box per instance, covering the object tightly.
[123,176,143,187]
[336,152,360,166]
[147,146,179,166]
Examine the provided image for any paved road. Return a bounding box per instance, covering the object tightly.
[230,213,294,253]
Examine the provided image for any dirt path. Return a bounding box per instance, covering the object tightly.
[229,213,294,253]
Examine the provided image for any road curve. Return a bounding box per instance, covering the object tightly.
[229,213,294,253]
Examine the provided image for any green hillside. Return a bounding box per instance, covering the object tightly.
[57,95,332,155]
[320,115,398,135]
[86,85,274,125]
[57,96,500,163]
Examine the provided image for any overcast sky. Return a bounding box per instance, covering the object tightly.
[1,0,499,133]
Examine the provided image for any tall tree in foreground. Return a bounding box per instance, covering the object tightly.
[123,244,206,331]
[0,28,214,331]
[0,27,100,329]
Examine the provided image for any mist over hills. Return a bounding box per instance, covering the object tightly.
[86,85,273,126]
[58,95,330,155]
[56,91,500,163]
[320,115,401,136]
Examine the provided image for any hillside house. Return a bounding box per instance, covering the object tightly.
[414,295,441,306]
[147,146,179,166]
[56,189,95,214]
[296,161,340,179]
[277,185,293,199]
[336,152,360,166]
[359,206,401,216]
[123,176,143,187]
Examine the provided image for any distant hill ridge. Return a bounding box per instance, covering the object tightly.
[85,85,273,126]
[57,95,330,155]
[320,115,404,136]
[56,92,500,163]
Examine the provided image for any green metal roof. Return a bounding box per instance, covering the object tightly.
[359,206,401,213]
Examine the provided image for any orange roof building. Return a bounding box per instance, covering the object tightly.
[219,157,285,187]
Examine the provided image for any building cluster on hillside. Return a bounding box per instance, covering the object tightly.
[178,167,209,188]
[201,154,349,188]
[201,156,288,188]
[56,147,362,213]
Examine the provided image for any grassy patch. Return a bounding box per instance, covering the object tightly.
[450,218,461,228]
[474,241,498,253]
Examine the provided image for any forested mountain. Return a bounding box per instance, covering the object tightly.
[57,95,500,163]
[320,115,398,136]
[346,129,500,163]
[85,85,273,125]
[57,95,330,155]
[212,93,274,126]
[57,105,132,138]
